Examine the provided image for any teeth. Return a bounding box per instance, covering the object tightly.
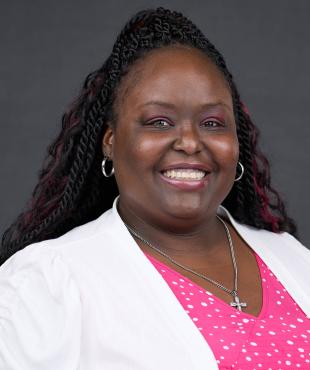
[163,169,206,180]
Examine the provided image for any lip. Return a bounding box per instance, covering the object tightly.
[159,171,210,191]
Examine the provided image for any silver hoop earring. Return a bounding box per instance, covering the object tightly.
[102,157,114,177]
[234,161,244,182]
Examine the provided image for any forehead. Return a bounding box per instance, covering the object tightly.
[115,46,232,112]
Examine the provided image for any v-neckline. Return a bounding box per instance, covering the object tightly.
[143,251,269,320]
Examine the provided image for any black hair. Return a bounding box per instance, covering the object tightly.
[1,7,297,265]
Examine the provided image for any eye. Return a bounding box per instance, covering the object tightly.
[146,119,172,128]
[200,120,223,128]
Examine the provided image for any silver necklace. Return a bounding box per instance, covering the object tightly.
[123,215,247,312]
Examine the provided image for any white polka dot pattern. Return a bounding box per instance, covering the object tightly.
[145,253,310,369]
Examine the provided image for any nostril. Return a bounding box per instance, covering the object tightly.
[172,133,204,154]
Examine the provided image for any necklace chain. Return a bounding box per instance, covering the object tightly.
[123,215,239,298]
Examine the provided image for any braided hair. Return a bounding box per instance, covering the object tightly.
[1,7,297,265]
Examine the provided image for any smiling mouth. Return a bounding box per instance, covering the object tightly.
[161,168,207,181]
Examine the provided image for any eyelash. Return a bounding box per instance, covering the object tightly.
[144,119,224,129]
[200,120,223,128]
[145,119,172,128]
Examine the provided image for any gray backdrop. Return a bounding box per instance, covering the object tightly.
[1,0,309,245]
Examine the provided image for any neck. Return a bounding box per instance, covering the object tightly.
[117,198,228,260]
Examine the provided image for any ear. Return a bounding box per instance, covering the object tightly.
[102,126,114,160]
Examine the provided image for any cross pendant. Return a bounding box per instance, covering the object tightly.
[230,292,247,311]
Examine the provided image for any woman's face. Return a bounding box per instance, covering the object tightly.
[103,46,239,228]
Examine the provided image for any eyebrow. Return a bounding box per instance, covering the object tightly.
[139,100,233,112]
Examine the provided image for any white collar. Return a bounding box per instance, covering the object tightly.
[110,196,310,317]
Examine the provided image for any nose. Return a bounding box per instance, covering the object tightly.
[172,122,204,155]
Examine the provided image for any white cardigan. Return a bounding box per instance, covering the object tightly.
[0,197,309,370]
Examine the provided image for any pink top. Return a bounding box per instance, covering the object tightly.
[145,252,310,369]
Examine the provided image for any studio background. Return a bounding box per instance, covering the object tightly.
[1,0,309,246]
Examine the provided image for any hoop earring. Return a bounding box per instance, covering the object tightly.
[234,161,244,182]
[102,157,114,177]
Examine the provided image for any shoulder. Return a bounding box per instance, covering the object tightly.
[38,206,114,249]
[219,205,309,257]
[240,222,309,254]
[4,206,116,265]
[0,205,119,297]
[239,221,309,258]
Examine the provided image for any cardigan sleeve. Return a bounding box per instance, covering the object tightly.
[0,244,82,370]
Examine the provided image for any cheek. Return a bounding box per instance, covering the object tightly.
[114,132,168,173]
[127,132,169,161]
[208,135,239,167]
[132,139,158,160]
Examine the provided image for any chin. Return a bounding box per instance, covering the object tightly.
[161,195,210,220]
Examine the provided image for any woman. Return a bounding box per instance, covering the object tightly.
[1,7,309,370]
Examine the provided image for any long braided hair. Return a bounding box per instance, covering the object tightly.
[1,7,297,265]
